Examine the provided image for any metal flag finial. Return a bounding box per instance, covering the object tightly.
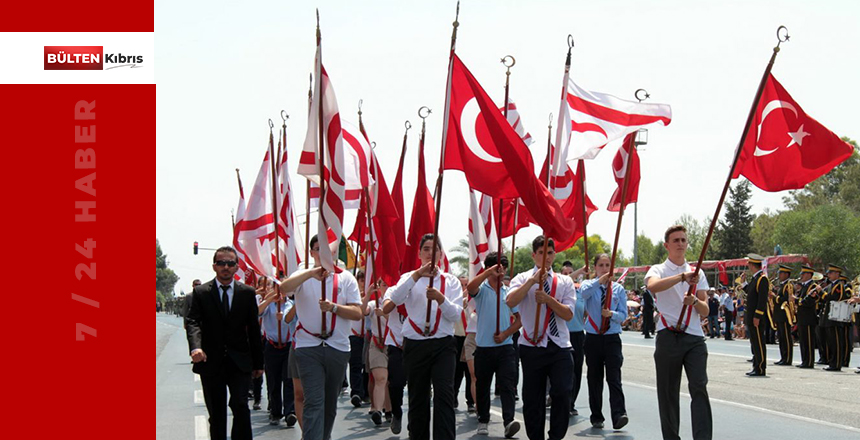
[358,99,363,116]
[281,110,289,123]
[548,112,553,129]
[567,34,575,49]
[775,25,790,51]
[405,120,412,131]
[418,106,431,120]
[634,89,650,103]
[268,119,274,130]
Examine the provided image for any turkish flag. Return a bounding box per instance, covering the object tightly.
[493,198,532,239]
[444,54,574,242]
[607,133,640,212]
[732,74,854,191]
[539,150,597,251]
[403,131,437,273]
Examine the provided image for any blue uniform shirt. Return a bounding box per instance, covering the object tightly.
[578,278,627,335]
[471,280,518,347]
[261,298,294,344]
[566,288,587,332]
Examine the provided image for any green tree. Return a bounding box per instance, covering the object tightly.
[784,138,860,213]
[772,204,860,274]
[156,239,179,298]
[674,214,715,262]
[447,238,470,277]
[714,180,754,259]
[750,209,780,255]
[633,234,665,266]
[156,290,166,305]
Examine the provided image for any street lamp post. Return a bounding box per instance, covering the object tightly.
[632,127,648,289]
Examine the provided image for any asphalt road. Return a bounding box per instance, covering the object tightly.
[156,313,860,439]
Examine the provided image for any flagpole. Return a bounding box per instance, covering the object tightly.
[304,73,313,269]
[533,115,554,343]
[281,110,290,275]
[675,25,789,330]
[316,10,329,340]
[497,54,515,336]
[424,1,459,337]
[578,160,589,273]
[601,132,637,333]
[508,202,518,279]
[397,120,411,273]
[269,120,280,279]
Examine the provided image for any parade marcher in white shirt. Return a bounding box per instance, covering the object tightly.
[507,236,576,440]
[390,233,464,440]
[644,225,712,440]
[364,280,392,426]
[278,235,363,440]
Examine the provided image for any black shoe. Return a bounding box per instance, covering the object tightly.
[747,371,766,377]
[644,335,652,339]
[285,413,297,427]
[351,395,362,408]
[268,415,280,426]
[795,364,813,369]
[569,407,579,417]
[591,421,604,429]
[384,411,393,423]
[371,410,383,426]
[253,400,262,411]
[391,416,402,434]
[823,366,841,372]
[467,403,476,414]
[773,361,785,365]
[816,359,826,365]
[725,337,733,341]
[746,358,753,363]
[855,369,860,374]
[613,414,629,430]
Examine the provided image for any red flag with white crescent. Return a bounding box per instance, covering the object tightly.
[607,133,640,212]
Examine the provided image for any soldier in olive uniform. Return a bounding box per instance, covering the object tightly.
[794,265,818,369]
[821,265,847,371]
[744,255,769,377]
[773,265,794,366]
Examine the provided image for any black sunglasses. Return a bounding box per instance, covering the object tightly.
[215,260,237,267]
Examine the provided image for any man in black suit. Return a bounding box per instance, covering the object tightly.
[185,246,264,440]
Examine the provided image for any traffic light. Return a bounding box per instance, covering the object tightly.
[193,241,198,255]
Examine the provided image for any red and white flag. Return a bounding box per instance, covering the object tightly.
[236,147,277,278]
[731,74,854,192]
[607,133,640,212]
[499,98,533,146]
[276,129,303,276]
[539,146,597,251]
[555,77,671,165]
[299,46,346,273]
[403,130,450,274]
[468,190,497,279]
[231,171,252,282]
[306,120,371,210]
[443,54,574,243]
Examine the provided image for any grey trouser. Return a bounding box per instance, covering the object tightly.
[654,330,712,440]
[295,344,350,440]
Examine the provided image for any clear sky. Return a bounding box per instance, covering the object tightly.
[155,0,860,294]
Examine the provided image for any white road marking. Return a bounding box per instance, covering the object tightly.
[624,381,860,433]
[194,390,204,404]
[194,375,200,382]
[195,415,209,440]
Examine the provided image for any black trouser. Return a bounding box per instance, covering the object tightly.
[817,324,828,362]
[200,357,253,440]
[348,335,365,398]
[749,323,767,374]
[797,324,816,366]
[642,309,654,337]
[569,331,585,410]
[453,334,473,406]
[387,345,406,418]
[403,336,457,440]
[512,331,521,395]
[519,341,572,440]
[653,330,712,440]
[827,325,847,370]
[843,324,852,367]
[775,321,793,364]
[264,342,294,418]
[584,333,626,424]
[474,345,517,425]
[707,315,719,337]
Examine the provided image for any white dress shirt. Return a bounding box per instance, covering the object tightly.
[645,259,709,336]
[509,267,576,348]
[293,270,361,352]
[390,271,463,340]
[383,287,405,348]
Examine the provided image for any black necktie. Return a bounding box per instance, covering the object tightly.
[220,285,230,316]
[544,277,559,338]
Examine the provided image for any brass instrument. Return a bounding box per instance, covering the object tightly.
[780,280,796,326]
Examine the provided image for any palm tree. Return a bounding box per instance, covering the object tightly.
[448,238,470,277]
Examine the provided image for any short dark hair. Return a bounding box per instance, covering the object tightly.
[749,260,762,270]
[484,251,508,269]
[532,235,555,252]
[664,225,687,243]
[562,260,573,268]
[213,246,238,263]
[356,270,365,279]
[192,279,201,286]
[419,233,442,251]
[309,234,319,250]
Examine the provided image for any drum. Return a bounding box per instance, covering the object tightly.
[828,301,853,323]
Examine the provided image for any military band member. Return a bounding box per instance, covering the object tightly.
[837,273,852,368]
[744,254,769,377]
[821,265,846,371]
[772,265,794,366]
[795,265,818,369]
